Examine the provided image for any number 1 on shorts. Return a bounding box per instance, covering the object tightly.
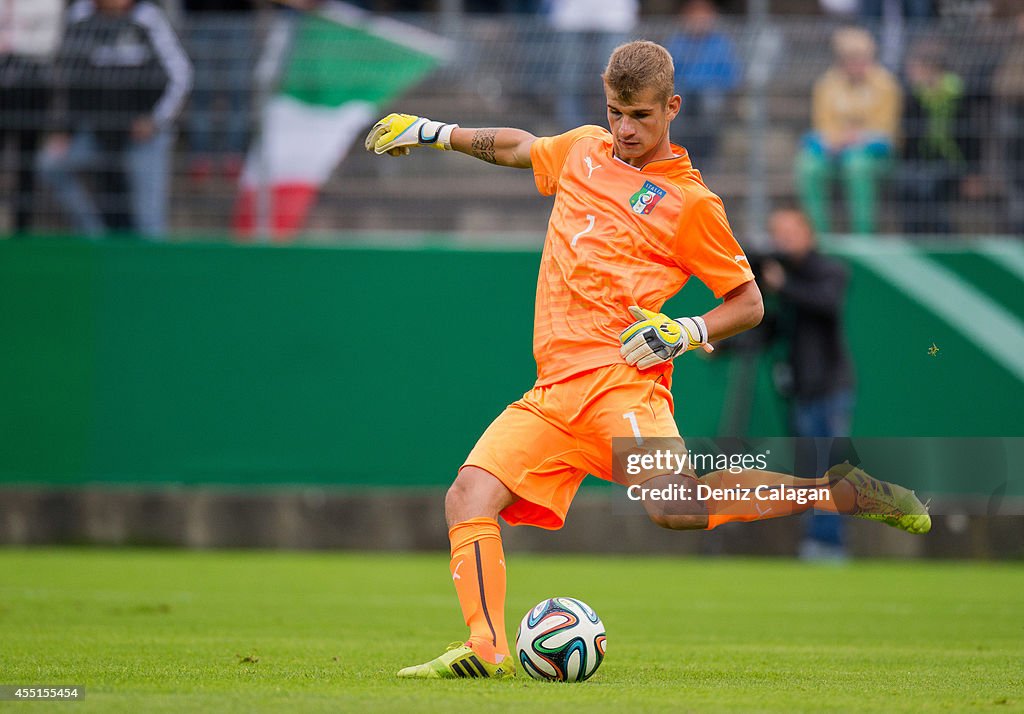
[622,411,644,446]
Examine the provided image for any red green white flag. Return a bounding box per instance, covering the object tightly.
[233,3,447,240]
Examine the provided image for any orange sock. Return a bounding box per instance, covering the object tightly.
[701,469,844,530]
[448,517,509,664]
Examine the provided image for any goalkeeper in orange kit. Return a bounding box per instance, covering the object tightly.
[364,40,930,680]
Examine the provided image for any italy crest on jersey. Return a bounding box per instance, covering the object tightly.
[629,181,667,215]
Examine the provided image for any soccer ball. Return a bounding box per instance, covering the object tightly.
[515,597,606,682]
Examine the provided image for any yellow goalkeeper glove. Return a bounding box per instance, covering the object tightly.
[364,113,459,156]
[619,305,712,370]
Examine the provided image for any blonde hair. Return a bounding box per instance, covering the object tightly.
[832,27,876,61]
[602,40,675,103]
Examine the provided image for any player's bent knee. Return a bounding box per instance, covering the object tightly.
[444,477,475,523]
[445,466,516,528]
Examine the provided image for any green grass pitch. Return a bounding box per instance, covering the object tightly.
[1,548,1022,712]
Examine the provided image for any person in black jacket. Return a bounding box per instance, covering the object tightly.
[761,208,855,559]
[36,0,192,238]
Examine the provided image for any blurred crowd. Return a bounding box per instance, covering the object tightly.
[1,0,251,238]
[2,0,1024,238]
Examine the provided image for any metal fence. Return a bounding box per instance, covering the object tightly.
[2,10,1023,243]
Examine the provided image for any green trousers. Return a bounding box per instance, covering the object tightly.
[795,143,890,235]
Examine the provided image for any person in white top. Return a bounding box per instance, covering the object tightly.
[36,0,192,239]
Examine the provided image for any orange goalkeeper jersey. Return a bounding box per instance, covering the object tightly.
[529,125,754,387]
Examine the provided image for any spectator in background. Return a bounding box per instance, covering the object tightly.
[37,0,192,239]
[992,7,1024,235]
[547,0,638,131]
[0,0,63,235]
[760,207,855,560]
[183,0,256,183]
[666,0,741,169]
[859,0,936,72]
[894,41,981,234]
[795,27,902,235]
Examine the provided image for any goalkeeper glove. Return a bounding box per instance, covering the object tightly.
[619,305,712,370]
[364,113,459,156]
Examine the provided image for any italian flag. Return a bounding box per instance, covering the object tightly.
[233,2,447,240]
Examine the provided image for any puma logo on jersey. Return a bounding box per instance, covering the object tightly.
[734,255,748,263]
[584,156,602,179]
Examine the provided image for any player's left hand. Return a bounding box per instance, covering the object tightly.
[364,113,459,156]
[619,306,712,369]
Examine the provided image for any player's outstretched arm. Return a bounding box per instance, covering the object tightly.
[448,127,535,168]
[364,113,535,168]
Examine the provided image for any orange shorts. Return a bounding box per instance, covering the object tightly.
[462,363,683,529]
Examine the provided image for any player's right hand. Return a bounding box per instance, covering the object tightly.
[364,113,459,156]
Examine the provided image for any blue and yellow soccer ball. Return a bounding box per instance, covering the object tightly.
[515,597,606,682]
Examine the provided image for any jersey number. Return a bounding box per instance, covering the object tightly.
[622,411,644,446]
[571,214,595,248]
